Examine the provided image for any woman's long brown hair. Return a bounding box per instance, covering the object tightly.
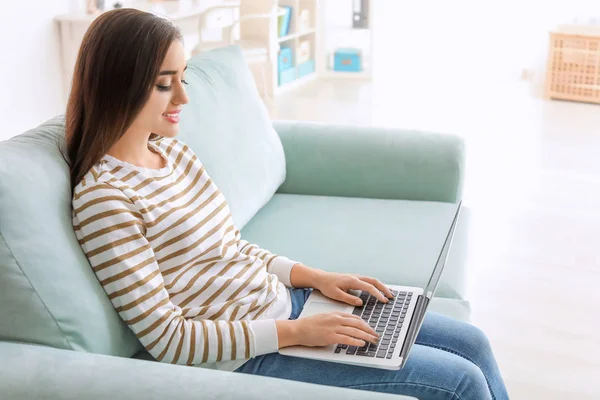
[65,8,182,194]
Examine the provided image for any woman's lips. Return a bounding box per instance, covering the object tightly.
[162,110,180,123]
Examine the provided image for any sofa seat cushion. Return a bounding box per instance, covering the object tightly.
[240,194,470,301]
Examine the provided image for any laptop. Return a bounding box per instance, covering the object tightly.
[279,202,462,370]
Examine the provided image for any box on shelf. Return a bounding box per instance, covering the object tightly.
[278,47,294,72]
[297,60,315,78]
[298,9,311,31]
[297,40,311,64]
[278,6,292,37]
[279,68,296,86]
[333,48,362,72]
[278,47,295,86]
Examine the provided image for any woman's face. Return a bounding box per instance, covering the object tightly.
[132,40,189,138]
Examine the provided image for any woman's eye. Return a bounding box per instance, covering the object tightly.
[157,80,187,91]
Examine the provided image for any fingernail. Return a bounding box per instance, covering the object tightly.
[355,299,362,306]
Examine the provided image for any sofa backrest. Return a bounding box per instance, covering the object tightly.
[0,45,286,357]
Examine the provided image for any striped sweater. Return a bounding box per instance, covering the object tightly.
[72,137,297,372]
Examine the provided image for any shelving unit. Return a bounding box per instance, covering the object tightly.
[237,0,375,100]
[278,28,316,42]
[274,0,319,93]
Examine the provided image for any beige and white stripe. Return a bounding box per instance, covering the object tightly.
[72,138,296,370]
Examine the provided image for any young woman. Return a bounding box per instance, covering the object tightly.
[66,9,509,400]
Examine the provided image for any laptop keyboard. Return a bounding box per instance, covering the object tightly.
[334,289,412,359]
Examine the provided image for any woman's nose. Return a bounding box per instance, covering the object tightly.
[173,87,189,105]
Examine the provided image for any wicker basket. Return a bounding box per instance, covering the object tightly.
[545,25,600,104]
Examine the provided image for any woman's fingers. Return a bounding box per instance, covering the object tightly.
[358,276,394,299]
[335,288,363,306]
[353,279,388,303]
[337,326,379,344]
[334,312,378,337]
[333,334,366,347]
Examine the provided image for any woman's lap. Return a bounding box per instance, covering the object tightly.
[235,341,490,399]
[235,288,508,400]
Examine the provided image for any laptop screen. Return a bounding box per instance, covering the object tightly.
[423,201,462,299]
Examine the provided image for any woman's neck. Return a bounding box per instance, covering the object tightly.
[106,132,164,170]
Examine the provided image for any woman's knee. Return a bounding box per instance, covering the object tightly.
[391,344,493,400]
[419,313,494,358]
[454,360,492,400]
[462,323,493,355]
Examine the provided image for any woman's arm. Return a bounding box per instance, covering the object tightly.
[289,263,326,288]
[234,228,310,288]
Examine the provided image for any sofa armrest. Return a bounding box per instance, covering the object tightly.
[273,121,465,203]
[0,342,414,400]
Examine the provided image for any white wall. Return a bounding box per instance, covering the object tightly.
[376,0,600,90]
[0,0,221,142]
[0,1,86,141]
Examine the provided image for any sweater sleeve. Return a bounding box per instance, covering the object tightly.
[72,183,279,364]
[234,227,300,288]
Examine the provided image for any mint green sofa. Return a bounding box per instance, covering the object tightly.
[0,47,467,399]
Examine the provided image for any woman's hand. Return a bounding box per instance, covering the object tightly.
[314,272,394,306]
[276,312,380,348]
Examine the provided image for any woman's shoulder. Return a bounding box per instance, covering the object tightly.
[72,136,198,203]
[72,169,123,205]
[153,136,193,157]
[154,137,202,168]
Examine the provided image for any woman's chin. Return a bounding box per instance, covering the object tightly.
[155,127,179,138]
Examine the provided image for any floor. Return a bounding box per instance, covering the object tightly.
[274,75,600,398]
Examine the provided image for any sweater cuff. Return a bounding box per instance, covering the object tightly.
[248,319,279,357]
[268,256,298,287]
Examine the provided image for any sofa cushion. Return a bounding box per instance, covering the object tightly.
[240,194,471,302]
[428,298,471,322]
[177,45,286,228]
[0,116,141,356]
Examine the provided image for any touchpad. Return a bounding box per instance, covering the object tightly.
[300,301,349,318]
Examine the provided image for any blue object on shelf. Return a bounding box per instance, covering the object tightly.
[278,47,295,86]
[278,68,296,86]
[278,47,294,73]
[333,48,362,72]
[278,6,292,37]
[277,47,294,71]
[297,60,315,78]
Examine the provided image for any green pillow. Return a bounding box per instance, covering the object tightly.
[0,116,141,356]
[177,45,286,228]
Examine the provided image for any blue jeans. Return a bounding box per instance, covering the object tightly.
[235,288,510,400]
